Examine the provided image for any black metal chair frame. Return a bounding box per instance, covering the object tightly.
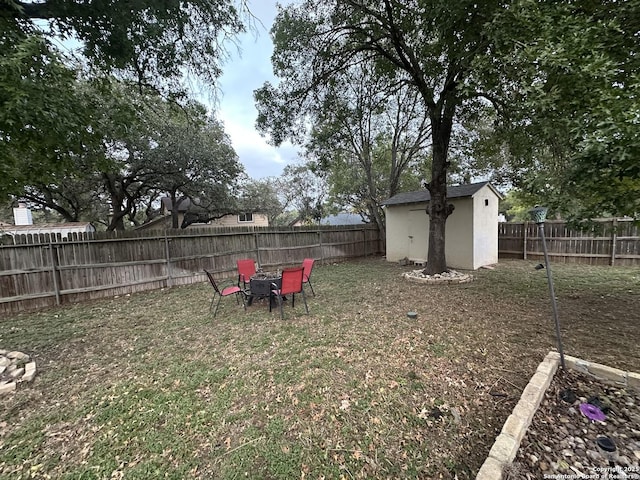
[205,270,247,317]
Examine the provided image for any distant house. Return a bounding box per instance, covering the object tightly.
[136,197,268,230]
[1,223,96,238]
[381,182,503,270]
[137,212,269,230]
[0,204,95,240]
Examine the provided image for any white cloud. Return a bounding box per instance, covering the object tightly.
[214,0,300,179]
[219,114,298,178]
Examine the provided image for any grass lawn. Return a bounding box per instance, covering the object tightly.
[1,257,639,479]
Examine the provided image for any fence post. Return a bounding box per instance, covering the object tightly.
[254,232,261,267]
[164,230,173,287]
[610,218,618,266]
[362,228,367,257]
[47,241,61,305]
[523,221,528,260]
[318,229,324,263]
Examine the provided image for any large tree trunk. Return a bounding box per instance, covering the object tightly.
[424,115,455,275]
[103,173,127,231]
[367,200,386,250]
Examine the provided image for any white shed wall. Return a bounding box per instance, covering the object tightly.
[385,205,425,261]
[384,197,475,270]
[472,187,500,269]
[446,199,474,269]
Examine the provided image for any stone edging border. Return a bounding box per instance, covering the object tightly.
[402,272,474,285]
[475,351,640,480]
[0,350,37,395]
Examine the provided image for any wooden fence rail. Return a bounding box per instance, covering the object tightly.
[498,219,640,266]
[0,225,381,314]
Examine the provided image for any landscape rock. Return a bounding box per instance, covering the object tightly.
[402,269,473,285]
[0,350,36,393]
[512,369,640,477]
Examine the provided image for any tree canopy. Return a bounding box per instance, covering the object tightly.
[1,0,247,94]
[9,81,245,230]
[256,0,511,273]
[480,0,640,222]
[0,33,96,197]
[257,0,640,274]
[1,0,249,203]
[257,57,431,235]
[144,104,242,229]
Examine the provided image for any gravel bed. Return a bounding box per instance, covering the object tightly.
[507,368,640,479]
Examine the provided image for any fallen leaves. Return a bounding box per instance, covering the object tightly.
[2,258,638,479]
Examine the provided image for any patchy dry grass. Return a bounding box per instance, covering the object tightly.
[1,258,638,479]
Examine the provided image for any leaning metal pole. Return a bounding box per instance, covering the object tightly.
[531,207,566,369]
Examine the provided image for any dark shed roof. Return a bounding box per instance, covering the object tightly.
[381,181,502,207]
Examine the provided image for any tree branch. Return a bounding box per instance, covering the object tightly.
[15,1,56,19]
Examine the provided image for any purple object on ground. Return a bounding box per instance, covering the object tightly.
[580,403,607,422]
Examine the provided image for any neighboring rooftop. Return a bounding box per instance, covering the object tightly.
[1,223,95,238]
[161,197,191,213]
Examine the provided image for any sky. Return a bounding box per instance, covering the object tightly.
[215,0,300,180]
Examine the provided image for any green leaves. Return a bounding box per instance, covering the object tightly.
[256,3,445,231]
[7,0,247,94]
[131,100,243,229]
[0,33,94,197]
[5,80,244,230]
[1,0,248,202]
[482,0,640,220]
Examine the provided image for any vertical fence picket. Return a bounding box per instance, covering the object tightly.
[1,225,381,314]
[610,218,618,266]
[254,232,261,267]
[47,241,61,305]
[164,231,173,287]
[498,219,639,265]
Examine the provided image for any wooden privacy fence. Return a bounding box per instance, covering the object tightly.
[499,219,640,266]
[0,225,381,314]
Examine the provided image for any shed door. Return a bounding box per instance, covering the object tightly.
[407,209,429,261]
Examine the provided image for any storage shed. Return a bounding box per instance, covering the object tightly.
[381,182,503,270]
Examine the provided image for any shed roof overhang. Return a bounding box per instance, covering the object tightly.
[380,181,503,207]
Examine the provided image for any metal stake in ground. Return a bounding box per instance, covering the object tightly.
[530,206,566,369]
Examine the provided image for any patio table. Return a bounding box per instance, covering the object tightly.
[246,271,282,306]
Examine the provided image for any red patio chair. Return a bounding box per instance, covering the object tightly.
[302,258,315,296]
[269,266,309,319]
[237,258,257,289]
[205,270,246,318]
